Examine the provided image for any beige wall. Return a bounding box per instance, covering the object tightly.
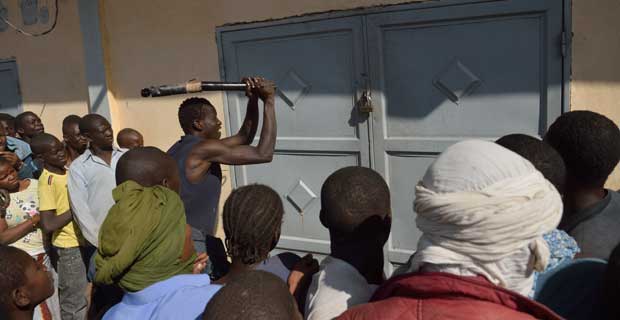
[0,0,89,138]
[571,0,620,189]
[4,1,620,236]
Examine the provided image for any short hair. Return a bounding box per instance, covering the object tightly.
[116,147,176,187]
[320,167,391,236]
[545,111,620,188]
[79,114,109,135]
[203,270,299,320]
[30,133,61,156]
[62,115,81,133]
[117,128,143,148]
[178,97,213,134]
[496,134,567,193]
[0,245,30,311]
[0,113,15,123]
[223,185,284,265]
[14,111,38,131]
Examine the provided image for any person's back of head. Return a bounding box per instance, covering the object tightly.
[117,128,144,150]
[320,166,391,247]
[496,134,567,194]
[203,270,301,320]
[0,245,54,317]
[223,184,284,265]
[544,111,620,189]
[116,146,180,193]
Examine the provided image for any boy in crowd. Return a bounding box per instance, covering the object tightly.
[0,245,55,320]
[203,270,303,320]
[305,167,391,320]
[31,133,88,320]
[62,115,87,165]
[96,147,213,319]
[544,111,620,259]
[15,112,44,144]
[116,128,144,150]
[67,114,125,248]
[0,113,17,137]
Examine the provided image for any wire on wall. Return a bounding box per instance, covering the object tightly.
[0,0,58,37]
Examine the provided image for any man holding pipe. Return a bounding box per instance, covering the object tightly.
[168,77,277,277]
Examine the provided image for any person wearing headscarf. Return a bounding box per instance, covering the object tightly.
[339,140,563,320]
[93,147,216,320]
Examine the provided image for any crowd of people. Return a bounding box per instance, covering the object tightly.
[0,76,619,320]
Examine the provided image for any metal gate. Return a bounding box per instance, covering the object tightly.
[217,0,567,271]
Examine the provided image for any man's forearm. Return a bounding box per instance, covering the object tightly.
[237,97,259,144]
[256,97,277,159]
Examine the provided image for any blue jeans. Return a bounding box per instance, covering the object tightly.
[56,247,88,320]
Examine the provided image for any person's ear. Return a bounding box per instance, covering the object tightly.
[192,119,204,132]
[12,287,31,308]
[161,177,169,189]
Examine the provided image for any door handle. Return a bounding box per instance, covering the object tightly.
[358,90,373,113]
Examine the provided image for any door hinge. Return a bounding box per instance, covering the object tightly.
[561,31,570,58]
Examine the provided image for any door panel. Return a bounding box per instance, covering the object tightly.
[0,61,22,115]
[220,17,369,257]
[366,0,564,267]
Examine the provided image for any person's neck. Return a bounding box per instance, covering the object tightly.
[90,145,113,165]
[64,144,81,163]
[189,131,210,140]
[44,163,66,175]
[564,186,607,217]
[331,243,385,285]
[215,259,256,285]
[6,307,33,320]
[20,136,32,144]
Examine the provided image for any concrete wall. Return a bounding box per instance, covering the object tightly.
[571,0,620,189]
[0,0,89,138]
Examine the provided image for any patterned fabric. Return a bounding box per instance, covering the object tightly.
[530,229,580,297]
[3,179,45,256]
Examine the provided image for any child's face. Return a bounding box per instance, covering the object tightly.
[20,255,54,307]
[42,139,67,169]
[0,163,19,190]
[0,120,15,138]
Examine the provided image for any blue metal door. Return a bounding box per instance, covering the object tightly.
[218,0,566,268]
[220,16,371,258]
[366,0,565,269]
[0,60,22,115]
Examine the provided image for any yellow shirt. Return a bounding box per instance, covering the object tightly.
[38,169,80,248]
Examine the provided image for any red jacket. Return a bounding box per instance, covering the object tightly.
[337,272,563,320]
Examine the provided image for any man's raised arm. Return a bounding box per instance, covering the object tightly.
[220,78,260,147]
[189,78,277,166]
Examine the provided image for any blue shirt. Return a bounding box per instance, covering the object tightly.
[67,148,125,247]
[6,137,39,179]
[531,229,580,297]
[103,274,221,320]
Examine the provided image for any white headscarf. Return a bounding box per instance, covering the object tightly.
[402,140,562,296]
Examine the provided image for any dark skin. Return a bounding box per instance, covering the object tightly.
[117,130,144,150]
[185,77,277,183]
[0,126,23,173]
[0,119,17,138]
[83,116,114,165]
[321,210,391,286]
[5,252,55,320]
[62,121,87,165]
[17,113,44,144]
[0,164,40,245]
[37,138,74,235]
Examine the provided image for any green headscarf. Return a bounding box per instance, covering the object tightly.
[95,180,194,292]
